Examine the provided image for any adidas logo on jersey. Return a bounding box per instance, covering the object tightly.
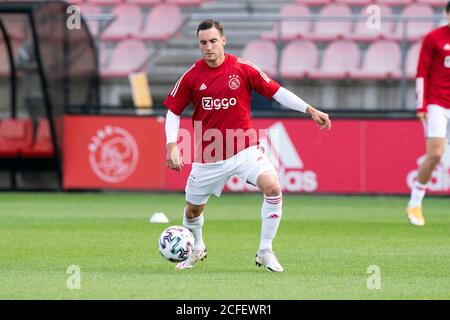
[199,83,207,91]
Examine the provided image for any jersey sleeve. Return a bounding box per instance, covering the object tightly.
[416,33,434,113]
[240,60,281,99]
[163,66,194,116]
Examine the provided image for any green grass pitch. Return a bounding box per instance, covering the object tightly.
[0,192,449,299]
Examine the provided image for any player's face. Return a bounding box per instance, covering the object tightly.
[198,27,226,66]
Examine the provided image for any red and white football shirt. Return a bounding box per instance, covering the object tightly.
[416,25,450,113]
[164,53,280,163]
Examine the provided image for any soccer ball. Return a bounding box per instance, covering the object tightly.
[158,225,195,262]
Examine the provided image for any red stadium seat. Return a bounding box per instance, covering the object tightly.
[310,40,360,79]
[78,3,102,37]
[351,40,401,79]
[304,4,353,42]
[0,118,33,157]
[241,39,277,77]
[2,15,28,41]
[100,3,142,41]
[138,4,183,41]
[295,0,332,5]
[416,0,448,7]
[101,39,148,78]
[406,42,421,79]
[336,0,372,5]
[125,0,162,5]
[390,4,436,42]
[166,0,203,6]
[22,118,54,158]
[373,0,413,6]
[0,42,10,77]
[261,4,311,42]
[0,39,20,76]
[348,5,394,41]
[88,0,123,5]
[280,40,319,79]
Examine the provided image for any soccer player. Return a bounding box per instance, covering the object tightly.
[406,1,450,226]
[164,20,331,271]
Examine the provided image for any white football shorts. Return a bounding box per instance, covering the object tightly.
[185,146,277,205]
[426,104,450,138]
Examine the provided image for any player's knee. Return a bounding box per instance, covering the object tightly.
[257,171,281,196]
[263,181,282,197]
[185,202,204,219]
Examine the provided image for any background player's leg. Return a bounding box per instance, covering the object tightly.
[409,138,445,207]
[256,171,282,251]
[407,137,445,226]
[416,138,446,185]
[184,201,206,251]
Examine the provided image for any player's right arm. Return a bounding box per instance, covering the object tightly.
[416,33,434,122]
[165,110,183,172]
[163,64,195,172]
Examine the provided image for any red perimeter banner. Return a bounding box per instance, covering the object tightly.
[63,115,165,189]
[63,116,450,194]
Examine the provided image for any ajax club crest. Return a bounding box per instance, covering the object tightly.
[228,74,240,90]
[88,126,139,183]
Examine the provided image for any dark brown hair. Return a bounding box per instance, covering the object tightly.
[197,19,224,36]
[447,1,450,13]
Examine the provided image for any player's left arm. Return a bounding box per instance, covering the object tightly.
[273,87,331,130]
[242,60,331,130]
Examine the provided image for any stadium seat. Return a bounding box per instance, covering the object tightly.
[241,39,277,77]
[304,4,353,42]
[88,0,123,5]
[137,4,183,41]
[373,0,413,6]
[351,40,401,79]
[0,118,33,157]
[310,40,360,79]
[100,3,142,41]
[67,0,85,4]
[22,118,54,157]
[348,5,394,41]
[100,39,148,78]
[416,0,448,7]
[390,4,436,42]
[0,39,20,77]
[78,3,102,37]
[336,0,372,5]
[295,0,332,5]
[166,0,204,6]
[261,4,311,42]
[0,42,10,77]
[280,40,319,79]
[125,0,162,5]
[0,14,28,41]
[406,42,421,79]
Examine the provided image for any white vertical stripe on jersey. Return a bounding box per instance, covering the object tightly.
[237,58,271,83]
[170,64,196,97]
[416,77,424,110]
